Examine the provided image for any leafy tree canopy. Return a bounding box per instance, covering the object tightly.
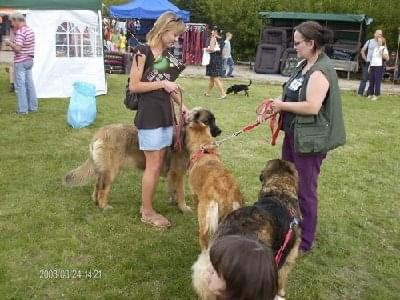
[104,0,400,60]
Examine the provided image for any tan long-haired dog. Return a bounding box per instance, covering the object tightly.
[185,116,244,250]
[64,108,221,212]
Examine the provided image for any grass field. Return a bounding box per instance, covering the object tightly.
[0,71,399,299]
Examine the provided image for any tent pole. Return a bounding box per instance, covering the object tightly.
[394,27,400,83]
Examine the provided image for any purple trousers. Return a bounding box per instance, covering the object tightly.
[368,66,384,96]
[282,130,326,251]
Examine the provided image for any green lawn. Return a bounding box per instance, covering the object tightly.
[0,71,399,299]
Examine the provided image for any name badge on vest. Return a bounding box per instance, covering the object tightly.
[288,77,304,91]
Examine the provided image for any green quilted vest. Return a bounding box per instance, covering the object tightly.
[286,53,346,154]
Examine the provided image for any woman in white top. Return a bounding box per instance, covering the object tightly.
[368,37,389,100]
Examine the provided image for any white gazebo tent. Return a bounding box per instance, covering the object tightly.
[1,0,106,98]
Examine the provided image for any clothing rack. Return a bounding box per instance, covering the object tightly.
[182,23,209,65]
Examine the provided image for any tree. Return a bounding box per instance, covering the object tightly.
[106,0,400,60]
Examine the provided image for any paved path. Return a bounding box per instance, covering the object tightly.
[181,64,400,95]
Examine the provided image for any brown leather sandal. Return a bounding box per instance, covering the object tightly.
[140,213,171,229]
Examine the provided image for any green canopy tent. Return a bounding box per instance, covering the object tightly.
[0,0,101,10]
[0,0,106,98]
[259,11,374,78]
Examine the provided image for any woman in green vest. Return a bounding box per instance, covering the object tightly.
[265,21,346,254]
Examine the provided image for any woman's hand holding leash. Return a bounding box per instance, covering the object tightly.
[162,80,180,94]
[256,98,275,123]
[270,98,283,113]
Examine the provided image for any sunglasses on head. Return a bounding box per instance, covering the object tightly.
[169,17,182,24]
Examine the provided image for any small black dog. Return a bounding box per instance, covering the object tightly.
[226,80,252,97]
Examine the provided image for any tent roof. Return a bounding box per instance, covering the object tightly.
[0,0,101,10]
[110,0,190,22]
[259,11,373,25]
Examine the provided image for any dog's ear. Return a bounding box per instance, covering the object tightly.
[188,120,207,129]
[186,109,201,124]
[193,111,201,122]
[279,159,297,177]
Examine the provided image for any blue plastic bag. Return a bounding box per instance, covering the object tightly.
[67,82,97,129]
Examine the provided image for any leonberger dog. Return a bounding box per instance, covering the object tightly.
[192,159,302,299]
[185,117,245,250]
[64,108,221,212]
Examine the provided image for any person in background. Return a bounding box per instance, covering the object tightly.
[223,32,234,77]
[357,29,382,96]
[0,15,3,44]
[5,12,37,115]
[261,21,346,254]
[206,235,278,300]
[7,22,17,92]
[129,12,187,229]
[367,36,389,101]
[383,51,397,80]
[204,26,226,99]
[118,30,127,53]
[111,28,119,52]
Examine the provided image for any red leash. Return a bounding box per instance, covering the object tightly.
[201,99,283,150]
[274,218,299,266]
[256,99,283,146]
[170,89,185,152]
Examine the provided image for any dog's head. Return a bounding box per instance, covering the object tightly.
[184,107,221,152]
[259,159,301,219]
[259,159,298,198]
[185,107,221,137]
[226,86,234,94]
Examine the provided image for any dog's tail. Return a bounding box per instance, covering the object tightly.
[63,159,96,187]
[248,79,252,86]
[192,250,216,300]
[206,201,219,237]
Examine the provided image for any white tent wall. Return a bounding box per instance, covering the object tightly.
[26,10,107,98]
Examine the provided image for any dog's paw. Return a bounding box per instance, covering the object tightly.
[168,196,177,205]
[274,295,286,300]
[179,205,193,214]
[102,205,113,210]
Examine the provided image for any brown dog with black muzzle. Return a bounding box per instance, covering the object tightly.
[64,107,221,213]
[185,114,244,250]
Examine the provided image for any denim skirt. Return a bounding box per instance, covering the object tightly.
[138,126,173,151]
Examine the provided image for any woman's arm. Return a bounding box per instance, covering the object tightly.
[382,47,389,61]
[206,37,217,53]
[129,51,179,94]
[170,91,188,114]
[271,71,329,115]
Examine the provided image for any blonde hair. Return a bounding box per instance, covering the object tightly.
[146,11,185,47]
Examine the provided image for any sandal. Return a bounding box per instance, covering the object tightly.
[140,212,171,229]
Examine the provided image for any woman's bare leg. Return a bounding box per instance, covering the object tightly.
[214,78,226,97]
[141,149,170,227]
[205,77,215,95]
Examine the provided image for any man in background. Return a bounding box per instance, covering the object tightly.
[5,12,37,114]
[357,29,382,96]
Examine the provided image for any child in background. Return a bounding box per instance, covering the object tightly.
[118,30,127,53]
[111,28,119,52]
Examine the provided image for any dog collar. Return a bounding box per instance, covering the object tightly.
[188,147,218,170]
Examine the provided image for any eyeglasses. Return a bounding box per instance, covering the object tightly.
[294,40,305,47]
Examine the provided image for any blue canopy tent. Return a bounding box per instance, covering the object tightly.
[110,0,190,21]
